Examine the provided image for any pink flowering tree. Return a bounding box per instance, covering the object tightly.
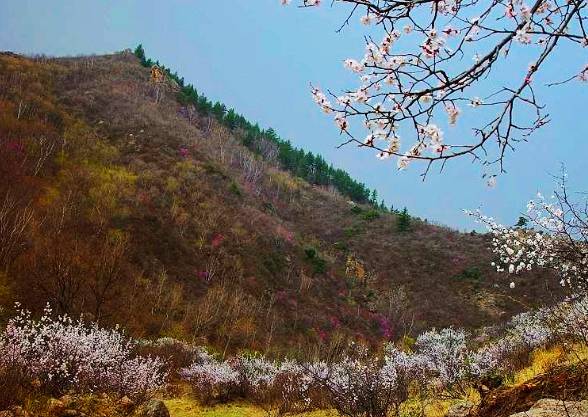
[284,0,587,177]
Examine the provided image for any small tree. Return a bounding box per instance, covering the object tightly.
[133,44,146,65]
[396,208,411,232]
[515,216,528,228]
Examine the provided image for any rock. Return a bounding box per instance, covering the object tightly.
[8,406,29,417]
[135,400,169,417]
[509,399,588,417]
[47,399,66,415]
[59,395,74,408]
[446,401,475,417]
[118,396,134,409]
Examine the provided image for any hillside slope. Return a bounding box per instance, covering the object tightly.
[0,50,559,356]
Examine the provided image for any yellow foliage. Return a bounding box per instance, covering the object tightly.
[269,170,304,193]
[399,387,480,417]
[166,176,181,193]
[165,398,336,417]
[86,164,137,221]
[507,343,588,387]
[345,254,366,283]
[509,345,565,386]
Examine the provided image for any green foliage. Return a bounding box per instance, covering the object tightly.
[304,247,317,259]
[333,241,349,252]
[361,209,380,222]
[304,247,326,274]
[310,257,326,274]
[263,201,277,215]
[397,207,411,232]
[134,44,146,65]
[228,181,242,197]
[350,205,363,215]
[452,267,483,283]
[343,225,362,238]
[516,216,528,228]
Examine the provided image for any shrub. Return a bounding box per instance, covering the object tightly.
[452,267,483,283]
[414,328,470,396]
[311,344,417,417]
[228,180,242,196]
[304,247,317,259]
[361,209,380,221]
[137,337,199,375]
[0,305,167,400]
[396,208,411,232]
[180,349,239,404]
[304,247,327,274]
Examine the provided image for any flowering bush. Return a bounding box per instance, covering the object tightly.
[556,296,588,344]
[0,305,167,399]
[309,344,416,417]
[414,328,472,395]
[180,349,239,404]
[468,175,588,291]
[176,299,588,413]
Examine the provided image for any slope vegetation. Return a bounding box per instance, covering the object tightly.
[0,50,558,356]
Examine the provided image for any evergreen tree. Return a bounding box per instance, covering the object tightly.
[397,207,411,232]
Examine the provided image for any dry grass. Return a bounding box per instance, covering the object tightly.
[165,398,336,417]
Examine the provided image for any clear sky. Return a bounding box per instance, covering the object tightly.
[1,0,586,230]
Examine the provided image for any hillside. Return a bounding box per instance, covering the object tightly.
[0,50,560,356]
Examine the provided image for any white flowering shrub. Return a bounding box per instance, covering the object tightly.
[232,353,279,391]
[468,176,588,291]
[181,352,315,412]
[175,298,588,411]
[508,308,554,350]
[555,296,588,344]
[414,328,472,395]
[180,350,239,404]
[0,305,167,399]
[309,344,415,417]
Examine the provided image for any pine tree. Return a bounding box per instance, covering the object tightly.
[134,44,147,66]
[370,189,378,205]
[397,207,411,232]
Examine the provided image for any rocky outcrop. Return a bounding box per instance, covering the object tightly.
[446,401,475,417]
[134,400,169,417]
[509,399,588,417]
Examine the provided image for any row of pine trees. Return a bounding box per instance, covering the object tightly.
[133,45,393,208]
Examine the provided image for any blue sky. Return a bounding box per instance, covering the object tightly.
[1,0,586,230]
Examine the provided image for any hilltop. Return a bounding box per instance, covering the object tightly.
[0,49,560,356]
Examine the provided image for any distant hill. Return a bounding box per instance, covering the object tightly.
[0,50,560,356]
